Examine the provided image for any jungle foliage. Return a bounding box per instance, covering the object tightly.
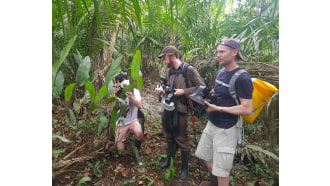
[52,0,279,185]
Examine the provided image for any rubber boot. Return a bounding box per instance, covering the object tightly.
[199,174,218,186]
[157,128,164,136]
[179,151,189,180]
[159,142,176,169]
[134,140,142,163]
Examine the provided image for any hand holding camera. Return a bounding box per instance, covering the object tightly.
[189,85,217,117]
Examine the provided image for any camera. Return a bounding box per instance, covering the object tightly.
[157,78,176,111]
[115,69,127,83]
[189,85,216,117]
[114,70,129,96]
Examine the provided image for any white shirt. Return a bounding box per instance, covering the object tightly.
[116,88,141,126]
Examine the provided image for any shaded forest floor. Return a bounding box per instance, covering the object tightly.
[52,83,273,186]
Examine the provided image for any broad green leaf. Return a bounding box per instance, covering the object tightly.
[78,120,84,127]
[89,104,99,113]
[95,160,100,168]
[52,34,77,86]
[114,97,126,105]
[106,96,116,104]
[77,176,91,185]
[83,56,91,70]
[52,135,70,143]
[75,56,91,86]
[73,50,83,65]
[73,102,78,110]
[86,161,93,168]
[64,83,76,101]
[105,55,123,88]
[85,81,95,104]
[53,70,64,98]
[137,76,143,91]
[131,50,141,80]
[95,86,108,104]
[110,108,118,132]
[97,114,109,134]
[121,82,137,96]
[76,131,82,138]
[105,80,115,98]
[69,109,76,125]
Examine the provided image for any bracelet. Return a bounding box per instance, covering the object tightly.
[220,107,223,112]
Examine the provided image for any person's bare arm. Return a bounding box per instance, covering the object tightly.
[204,97,252,116]
[126,91,142,109]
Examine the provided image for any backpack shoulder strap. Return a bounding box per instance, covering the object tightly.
[214,68,230,87]
[228,69,247,105]
[181,62,192,88]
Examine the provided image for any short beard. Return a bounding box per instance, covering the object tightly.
[166,60,174,68]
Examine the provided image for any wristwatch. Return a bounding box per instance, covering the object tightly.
[220,107,223,112]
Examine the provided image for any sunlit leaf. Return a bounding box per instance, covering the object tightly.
[95,86,108,104]
[85,81,95,104]
[131,50,141,80]
[52,34,77,86]
[64,83,76,101]
[105,55,122,89]
[77,176,91,185]
[52,135,70,143]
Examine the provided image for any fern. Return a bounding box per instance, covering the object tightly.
[245,144,278,162]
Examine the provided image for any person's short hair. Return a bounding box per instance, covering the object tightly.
[158,46,179,58]
[177,51,183,61]
[219,38,245,61]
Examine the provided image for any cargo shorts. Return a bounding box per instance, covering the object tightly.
[195,120,238,177]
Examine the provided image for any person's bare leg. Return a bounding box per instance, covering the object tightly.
[117,142,125,150]
[203,160,213,173]
[217,177,229,186]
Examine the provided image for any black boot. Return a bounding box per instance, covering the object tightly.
[159,142,176,169]
[134,140,142,163]
[179,151,189,180]
[157,128,164,136]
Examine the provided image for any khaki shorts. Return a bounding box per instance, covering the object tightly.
[195,120,238,177]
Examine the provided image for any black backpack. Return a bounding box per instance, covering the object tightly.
[167,62,206,111]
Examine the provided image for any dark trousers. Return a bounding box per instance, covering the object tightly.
[163,112,190,152]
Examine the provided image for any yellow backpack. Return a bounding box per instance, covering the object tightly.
[216,68,279,123]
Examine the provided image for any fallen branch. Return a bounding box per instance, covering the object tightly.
[63,142,89,160]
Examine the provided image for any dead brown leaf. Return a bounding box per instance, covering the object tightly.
[137,167,146,174]
[122,151,130,156]
[83,173,91,177]
[116,164,129,177]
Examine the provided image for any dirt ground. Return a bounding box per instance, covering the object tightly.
[52,83,264,186]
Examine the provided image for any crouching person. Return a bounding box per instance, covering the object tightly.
[113,77,143,163]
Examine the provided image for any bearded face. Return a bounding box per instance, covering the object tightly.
[162,54,174,68]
